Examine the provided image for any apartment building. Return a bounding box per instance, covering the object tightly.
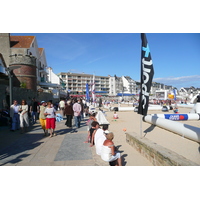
[57,72,111,96]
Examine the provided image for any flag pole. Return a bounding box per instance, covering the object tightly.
[140,115,143,138]
[137,33,154,138]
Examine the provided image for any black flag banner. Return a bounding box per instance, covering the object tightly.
[138,33,154,116]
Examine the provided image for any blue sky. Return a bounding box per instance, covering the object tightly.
[11,33,200,89]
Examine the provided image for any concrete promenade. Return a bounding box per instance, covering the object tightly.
[0,113,152,166]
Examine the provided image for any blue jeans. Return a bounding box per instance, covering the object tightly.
[74,116,81,128]
[11,113,20,130]
[31,111,38,123]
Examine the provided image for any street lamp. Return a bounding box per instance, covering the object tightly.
[5,66,21,106]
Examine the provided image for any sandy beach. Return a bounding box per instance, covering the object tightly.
[103,104,200,165]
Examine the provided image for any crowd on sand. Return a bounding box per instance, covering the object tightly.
[3,97,122,166]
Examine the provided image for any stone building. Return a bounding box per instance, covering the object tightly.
[0,34,55,107]
[9,35,45,91]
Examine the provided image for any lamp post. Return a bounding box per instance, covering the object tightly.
[5,66,21,106]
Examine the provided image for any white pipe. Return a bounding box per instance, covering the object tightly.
[108,106,164,111]
[176,103,194,108]
[150,113,200,121]
[143,115,200,143]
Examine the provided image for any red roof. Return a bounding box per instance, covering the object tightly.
[38,48,44,56]
[10,36,35,48]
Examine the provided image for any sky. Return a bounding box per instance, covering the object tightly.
[11,33,200,89]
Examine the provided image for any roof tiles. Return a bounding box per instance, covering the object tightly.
[10,36,35,48]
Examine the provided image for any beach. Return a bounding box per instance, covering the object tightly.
[103,104,200,165]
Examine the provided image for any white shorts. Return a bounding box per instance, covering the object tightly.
[108,152,121,162]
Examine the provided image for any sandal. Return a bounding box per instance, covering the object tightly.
[49,135,53,138]
[53,133,57,136]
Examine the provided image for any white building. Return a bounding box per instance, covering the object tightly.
[45,67,67,99]
[121,76,137,96]
[38,48,48,85]
[57,72,110,96]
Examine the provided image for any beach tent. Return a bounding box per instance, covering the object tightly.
[96,111,109,125]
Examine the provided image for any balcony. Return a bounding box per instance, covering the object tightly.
[40,77,45,82]
[39,67,48,74]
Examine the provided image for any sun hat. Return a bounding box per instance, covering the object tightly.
[41,101,46,104]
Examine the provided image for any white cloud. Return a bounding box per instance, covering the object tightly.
[84,56,107,65]
[153,75,200,88]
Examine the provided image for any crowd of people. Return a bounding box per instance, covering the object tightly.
[9,98,58,136]
[6,96,122,166]
[84,111,122,166]
[8,97,87,135]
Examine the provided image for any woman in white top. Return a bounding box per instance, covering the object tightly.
[19,99,29,133]
[101,132,122,166]
[44,102,56,138]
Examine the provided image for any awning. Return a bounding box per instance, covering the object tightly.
[95,91,108,93]
[117,93,135,96]
[39,82,61,88]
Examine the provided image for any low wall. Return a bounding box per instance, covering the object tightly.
[0,84,54,109]
[126,132,199,166]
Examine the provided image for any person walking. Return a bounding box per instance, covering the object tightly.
[78,98,85,120]
[10,100,20,132]
[39,101,48,136]
[73,99,82,128]
[64,100,73,128]
[19,99,29,133]
[59,99,65,116]
[30,98,39,124]
[44,102,57,138]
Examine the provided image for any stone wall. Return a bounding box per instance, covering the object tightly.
[0,84,53,109]
[126,132,199,166]
[0,33,10,67]
[0,84,9,110]
[10,54,36,66]
[12,87,53,105]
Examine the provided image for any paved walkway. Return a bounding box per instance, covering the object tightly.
[0,114,152,166]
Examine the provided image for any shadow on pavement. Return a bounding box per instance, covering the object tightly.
[0,154,31,166]
[121,154,128,166]
[0,132,45,165]
[0,122,50,165]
